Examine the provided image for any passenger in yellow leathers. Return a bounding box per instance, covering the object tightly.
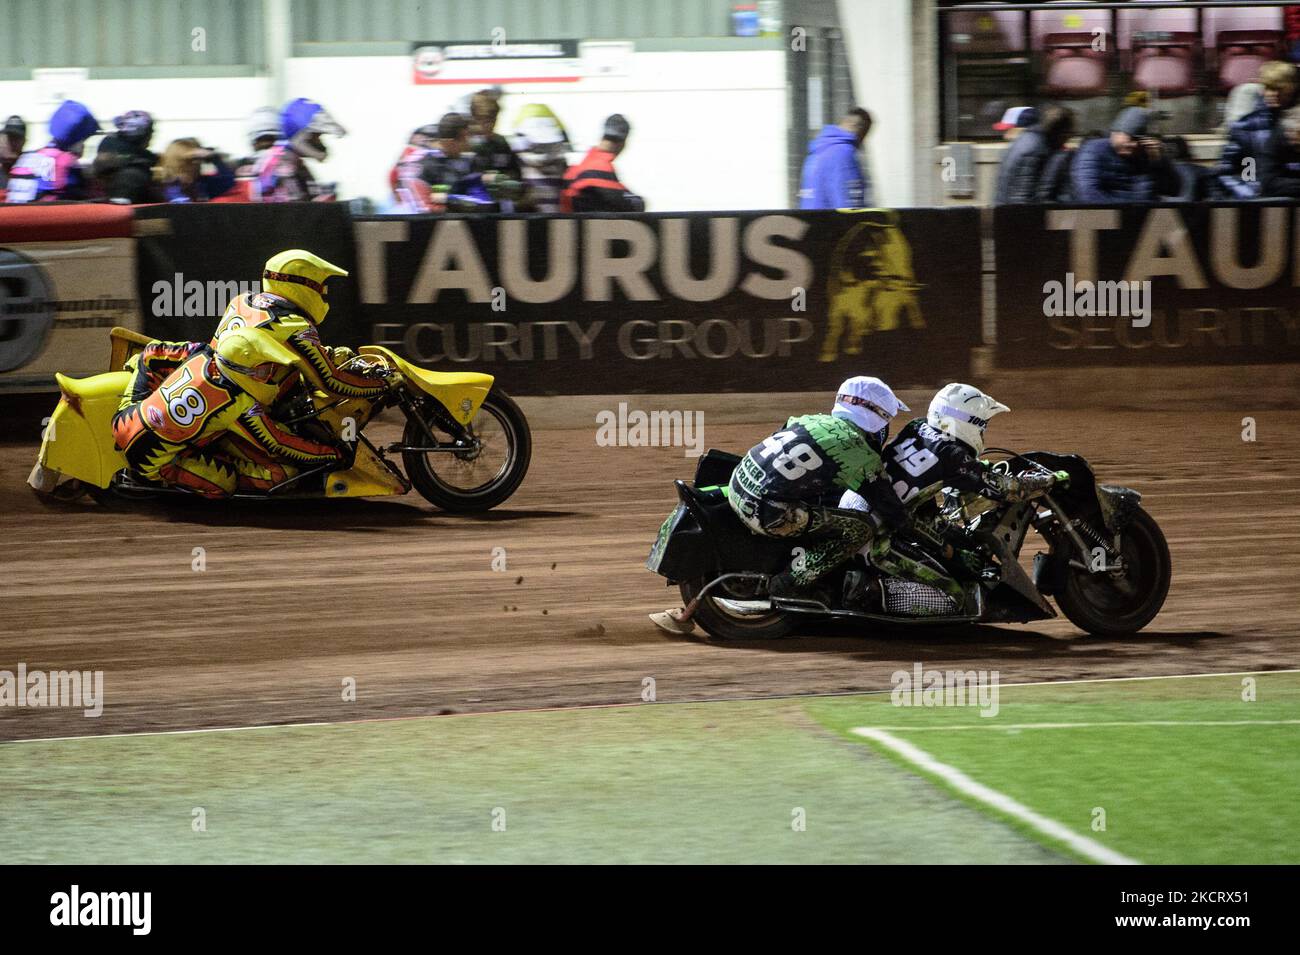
[111,332,346,497]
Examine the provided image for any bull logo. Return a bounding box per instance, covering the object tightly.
[819,210,925,363]
[0,248,55,373]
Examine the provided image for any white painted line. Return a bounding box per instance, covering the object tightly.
[1,721,335,745]
[853,727,1140,866]
[863,719,1300,732]
[923,668,1300,690]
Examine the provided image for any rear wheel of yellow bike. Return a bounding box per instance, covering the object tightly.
[401,388,532,512]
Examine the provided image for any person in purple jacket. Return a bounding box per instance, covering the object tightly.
[5,100,103,202]
[798,108,874,209]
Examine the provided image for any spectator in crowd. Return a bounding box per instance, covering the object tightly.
[92,110,158,203]
[253,97,345,202]
[994,105,1039,142]
[511,103,572,213]
[1123,90,1151,110]
[1259,106,1300,197]
[1163,135,1214,201]
[417,112,484,207]
[1,115,26,187]
[1220,82,1264,134]
[994,105,1074,204]
[1215,62,1297,197]
[798,108,872,209]
[469,89,523,184]
[5,100,103,202]
[1071,107,1177,203]
[561,113,644,212]
[235,106,282,178]
[156,138,236,202]
[389,123,440,210]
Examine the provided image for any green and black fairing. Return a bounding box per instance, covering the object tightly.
[645,450,791,584]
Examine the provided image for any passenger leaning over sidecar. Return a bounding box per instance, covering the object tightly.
[111,332,346,499]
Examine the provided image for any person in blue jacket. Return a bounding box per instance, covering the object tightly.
[798,108,873,209]
[1071,107,1178,204]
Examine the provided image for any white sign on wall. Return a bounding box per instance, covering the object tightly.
[412,40,583,85]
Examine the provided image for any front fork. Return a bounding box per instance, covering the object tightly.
[1038,493,1124,577]
[387,391,480,456]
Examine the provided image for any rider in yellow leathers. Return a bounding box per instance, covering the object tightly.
[113,250,393,497]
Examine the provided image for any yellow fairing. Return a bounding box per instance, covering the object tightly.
[324,440,407,498]
[40,372,131,488]
[360,345,494,425]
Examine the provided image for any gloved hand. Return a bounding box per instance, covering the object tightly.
[1007,468,1057,500]
[351,358,399,385]
[1052,470,1071,489]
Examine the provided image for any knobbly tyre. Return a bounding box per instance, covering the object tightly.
[646,448,1171,639]
[29,326,531,511]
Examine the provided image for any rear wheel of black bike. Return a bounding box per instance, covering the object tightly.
[679,576,798,641]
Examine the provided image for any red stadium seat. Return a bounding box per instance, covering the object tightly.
[1131,35,1198,95]
[1215,30,1283,91]
[1041,32,1111,97]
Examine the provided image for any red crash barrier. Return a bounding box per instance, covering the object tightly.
[0,203,136,242]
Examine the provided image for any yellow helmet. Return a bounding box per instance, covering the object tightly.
[214,326,302,405]
[262,249,348,325]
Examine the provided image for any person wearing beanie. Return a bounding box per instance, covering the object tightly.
[4,100,103,202]
[995,105,1075,204]
[93,109,159,203]
[0,115,26,188]
[1070,106,1178,203]
[560,113,644,212]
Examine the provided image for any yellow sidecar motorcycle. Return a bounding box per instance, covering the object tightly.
[29,327,531,512]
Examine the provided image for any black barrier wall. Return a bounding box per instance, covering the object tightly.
[134,203,361,345]
[994,203,1300,368]
[349,208,983,394]
[128,202,1300,396]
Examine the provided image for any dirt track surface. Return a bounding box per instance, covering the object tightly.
[2,403,1298,741]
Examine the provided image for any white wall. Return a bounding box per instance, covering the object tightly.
[286,49,788,211]
[837,0,917,207]
[0,48,788,212]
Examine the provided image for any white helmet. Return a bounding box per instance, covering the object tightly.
[247,106,282,148]
[831,376,910,447]
[926,383,1009,455]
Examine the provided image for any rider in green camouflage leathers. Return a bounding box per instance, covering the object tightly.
[727,377,910,598]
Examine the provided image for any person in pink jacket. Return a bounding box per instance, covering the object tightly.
[5,100,103,202]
